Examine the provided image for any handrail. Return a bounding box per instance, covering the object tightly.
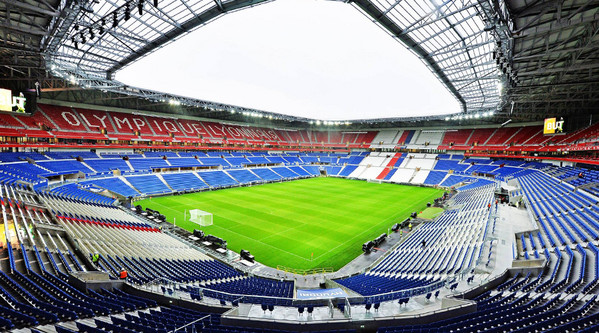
[149,274,455,305]
[169,314,211,333]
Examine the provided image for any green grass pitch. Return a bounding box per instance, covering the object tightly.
[137,177,443,271]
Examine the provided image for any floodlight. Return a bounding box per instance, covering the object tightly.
[125,4,130,20]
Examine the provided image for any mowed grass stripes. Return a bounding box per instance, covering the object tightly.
[137,177,443,270]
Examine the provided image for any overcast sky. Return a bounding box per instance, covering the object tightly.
[116,0,460,120]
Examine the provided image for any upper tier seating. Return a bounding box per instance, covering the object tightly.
[441,129,471,145]
[144,151,179,158]
[44,151,99,159]
[466,128,496,145]
[167,157,202,167]
[486,126,520,145]
[128,158,170,171]
[38,104,88,131]
[433,159,470,172]
[85,159,132,173]
[415,131,444,145]
[3,104,599,157]
[37,160,94,174]
[226,157,251,166]
[0,152,48,162]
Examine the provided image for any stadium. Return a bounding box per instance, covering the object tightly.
[0,0,599,332]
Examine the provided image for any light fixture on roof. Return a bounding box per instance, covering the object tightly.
[80,32,86,44]
[99,19,105,34]
[72,37,78,50]
[154,0,159,7]
[125,3,130,21]
[483,25,496,32]
[138,0,143,15]
[89,27,94,40]
[113,12,118,27]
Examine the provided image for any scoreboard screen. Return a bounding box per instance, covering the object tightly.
[544,117,565,135]
[0,88,36,113]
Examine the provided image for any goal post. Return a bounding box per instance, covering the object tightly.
[188,209,213,227]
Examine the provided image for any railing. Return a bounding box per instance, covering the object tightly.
[139,274,454,306]
[276,265,333,275]
[169,314,211,333]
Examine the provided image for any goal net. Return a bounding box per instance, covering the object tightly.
[367,178,382,184]
[188,209,213,226]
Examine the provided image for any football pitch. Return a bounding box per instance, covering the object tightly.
[137,177,443,270]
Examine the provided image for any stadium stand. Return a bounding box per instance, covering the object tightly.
[125,175,171,194]
[80,177,139,197]
[5,0,599,330]
[4,142,599,332]
[227,169,262,183]
[162,172,208,191]
[252,168,283,181]
[36,160,94,174]
[336,185,494,299]
[85,159,132,173]
[197,170,239,187]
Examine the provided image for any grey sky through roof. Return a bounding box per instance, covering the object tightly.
[116,0,461,120]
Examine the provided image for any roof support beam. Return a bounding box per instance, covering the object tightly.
[402,2,478,35]
[351,0,466,112]
[107,0,272,74]
[0,0,59,17]
[0,20,48,36]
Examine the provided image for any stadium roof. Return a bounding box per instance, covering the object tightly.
[1,0,598,125]
[505,0,599,117]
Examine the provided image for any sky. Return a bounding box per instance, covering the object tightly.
[116,0,460,121]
